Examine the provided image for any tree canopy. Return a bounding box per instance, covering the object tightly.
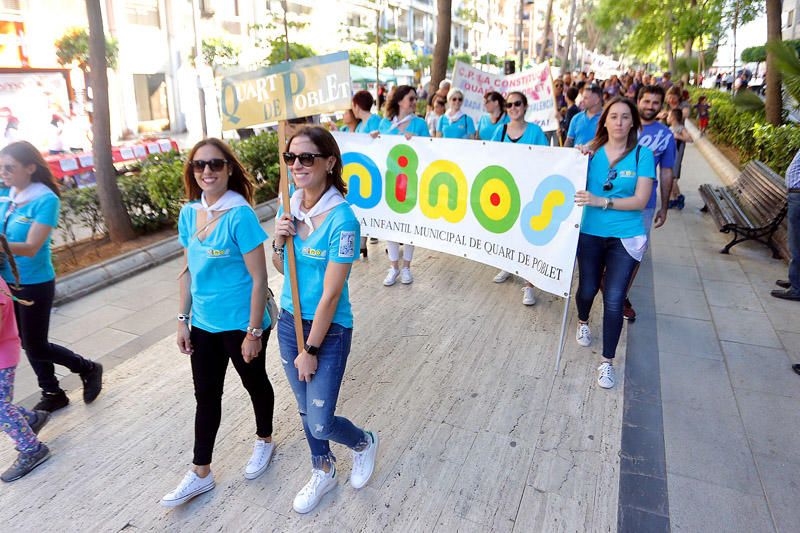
[55,27,118,71]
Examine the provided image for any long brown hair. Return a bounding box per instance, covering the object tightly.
[183,138,254,204]
[385,85,416,120]
[0,141,60,197]
[587,96,641,164]
[287,126,347,195]
[0,235,32,305]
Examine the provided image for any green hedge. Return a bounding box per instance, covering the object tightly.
[688,87,800,177]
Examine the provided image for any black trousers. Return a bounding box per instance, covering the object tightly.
[190,326,274,465]
[12,280,94,394]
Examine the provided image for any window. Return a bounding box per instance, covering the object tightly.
[126,0,160,28]
[133,73,169,125]
[396,8,408,40]
[347,12,362,28]
[413,11,424,42]
[1,0,20,10]
[789,10,795,28]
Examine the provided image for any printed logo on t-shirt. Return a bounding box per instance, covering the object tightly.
[13,216,33,225]
[619,170,636,178]
[206,248,230,258]
[301,246,327,258]
[338,231,355,258]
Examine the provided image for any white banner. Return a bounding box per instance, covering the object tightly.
[333,132,587,298]
[451,61,559,132]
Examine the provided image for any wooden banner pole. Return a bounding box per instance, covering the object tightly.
[277,120,306,352]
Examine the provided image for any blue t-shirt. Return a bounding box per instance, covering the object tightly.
[378,116,430,137]
[566,110,601,146]
[436,113,476,139]
[355,113,382,134]
[178,203,270,333]
[477,112,510,140]
[581,145,657,239]
[0,188,59,284]
[490,122,549,146]
[638,121,677,208]
[279,202,360,328]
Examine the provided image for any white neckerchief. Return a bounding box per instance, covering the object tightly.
[0,182,52,207]
[189,190,250,219]
[446,110,465,122]
[290,187,346,234]
[391,114,413,130]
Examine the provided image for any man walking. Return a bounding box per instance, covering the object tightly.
[565,84,603,148]
[771,149,800,302]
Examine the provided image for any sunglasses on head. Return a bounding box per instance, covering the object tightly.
[603,169,618,191]
[506,100,524,109]
[191,159,228,172]
[282,152,326,167]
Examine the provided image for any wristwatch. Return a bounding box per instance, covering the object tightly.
[177,313,190,323]
[304,343,319,356]
[246,326,264,338]
[604,198,614,210]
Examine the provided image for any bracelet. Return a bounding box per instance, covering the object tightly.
[177,313,190,323]
[272,240,285,258]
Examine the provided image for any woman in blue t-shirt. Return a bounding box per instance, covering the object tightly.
[272,126,377,514]
[489,92,549,306]
[435,89,476,139]
[573,97,655,390]
[352,90,381,135]
[161,138,275,508]
[373,85,430,286]
[476,91,509,141]
[0,141,102,413]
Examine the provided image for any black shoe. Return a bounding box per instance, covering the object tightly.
[793,364,800,376]
[776,280,792,289]
[28,410,51,435]
[1,443,51,482]
[33,391,69,413]
[81,363,103,404]
[360,247,368,259]
[771,289,800,301]
[623,298,636,322]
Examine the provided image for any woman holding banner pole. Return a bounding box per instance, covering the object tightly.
[477,91,509,141]
[435,89,476,139]
[489,91,548,306]
[272,126,378,514]
[573,97,655,389]
[371,85,430,286]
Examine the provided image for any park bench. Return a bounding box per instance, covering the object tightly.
[699,160,788,258]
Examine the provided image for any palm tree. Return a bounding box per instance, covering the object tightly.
[539,0,555,62]
[431,0,452,94]
[765,0,782,125]
[86,0,135,242]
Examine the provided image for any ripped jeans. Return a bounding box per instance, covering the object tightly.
[277,311,368,469]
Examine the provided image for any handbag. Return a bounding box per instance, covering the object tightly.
[265,286,279,331]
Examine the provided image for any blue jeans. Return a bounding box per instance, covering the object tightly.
[576,233,641,359]
[788,192,800,292]
[277,311,367,469]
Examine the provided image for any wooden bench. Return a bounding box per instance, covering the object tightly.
[699,160,788,258]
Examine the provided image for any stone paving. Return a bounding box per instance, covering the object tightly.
[2,142,799,532]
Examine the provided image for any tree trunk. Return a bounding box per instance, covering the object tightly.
[732,1,739,75]
[86,0,135,243]
[431,0,452,94]
[539,0,554,62]
[665,30,676,74]
[281,0,290,61]
[765,0,782,126]
[559,0,578,71]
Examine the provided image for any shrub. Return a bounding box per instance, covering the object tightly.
[687,87,800,176]
[117,174,168,232]
[231,131,280,202]
[140,150,186,224]
[58,185,104,242]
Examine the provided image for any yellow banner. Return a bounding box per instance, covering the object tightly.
[219,51,352,130]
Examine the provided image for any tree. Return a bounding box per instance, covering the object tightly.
[85,0,135,243]
[266,38,314,65]
[431,0,452,94]
[349,44,376,67]
[559,0,579,71]
[765,0,781,125]
[539,0,555,62]
[201,37,240,71]
[381,40,414,71]
[726,0,764,75]
[448,52,472,69]
[55,27,118,71]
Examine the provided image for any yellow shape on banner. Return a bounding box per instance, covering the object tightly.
[479,178,514,221]
[343,162,373,197]
[529,190,566,230]
[420,160,468,223]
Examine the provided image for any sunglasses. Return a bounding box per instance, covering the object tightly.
[191,159,228,172]
[282,152,326,167]
[0,164,17,173]
[506,100,524,109]
[603,169,618,191]
[450,97,463,102]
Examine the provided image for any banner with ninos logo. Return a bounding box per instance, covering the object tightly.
[332,133,586,298]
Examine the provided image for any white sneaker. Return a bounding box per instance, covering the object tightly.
[400,267,413,284]
[383,268,400,286]
[597,362,616,389]
[160,470,215,507]
[293,465,338,514]
[576,323,592,347]
[522,287,536,306]
[350,431,379,489]
[244,439,275,480]
[493,270,511,283]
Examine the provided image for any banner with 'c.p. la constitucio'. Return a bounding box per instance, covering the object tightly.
[219,51,352,130]
[332,132,587,298]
